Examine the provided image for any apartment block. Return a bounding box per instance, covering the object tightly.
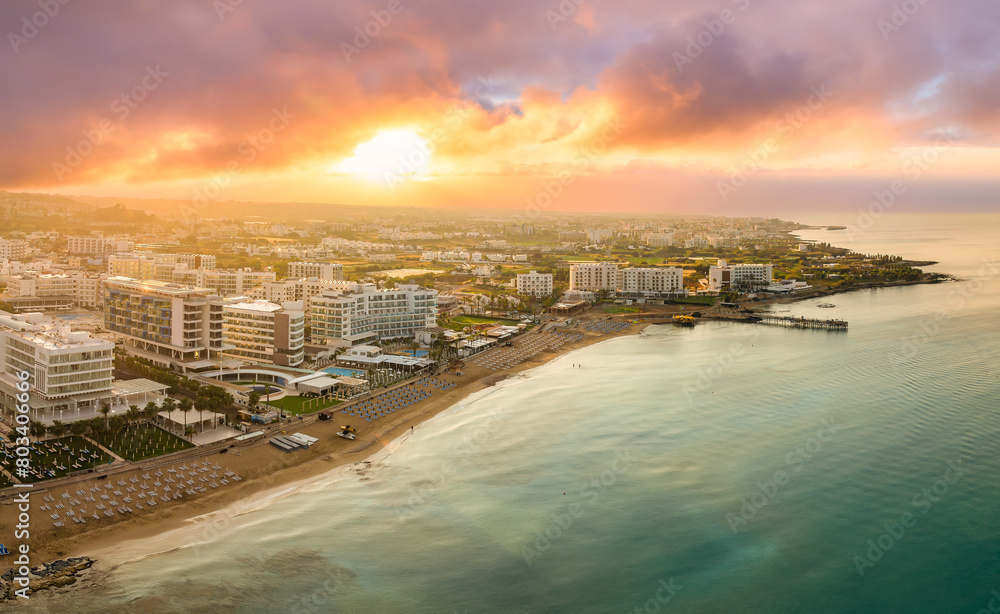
[569,262,620,292]
[68,236,134,255]
[0,238,28,261]
[171,268,276,297]
[2,272,106,308]
[569,262,686,298]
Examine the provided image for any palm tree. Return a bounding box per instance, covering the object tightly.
[108,415,125,433]
[185,425,195,440]
[48,420,67,438]
[195,398,206,433]
[159,397,176,422]
[178,398,193,437]
[70,420,88,437]
[127,404,140,425]
[99,402,111,429]
[28,420,46,440]
[144,400,160,421]
[89,416,107,437]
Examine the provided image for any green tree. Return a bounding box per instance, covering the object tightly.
[144,400,161,421]
[100,402,111,429]
[28,420,47,439]
[48,420,67,438]
[70,420,88,437]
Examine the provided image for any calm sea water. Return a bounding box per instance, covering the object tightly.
[24,214,1000,613]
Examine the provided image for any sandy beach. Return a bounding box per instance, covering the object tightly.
[0,316,661,570]
[1,276,953,585]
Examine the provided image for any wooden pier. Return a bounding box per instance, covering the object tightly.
[706,312,848,330]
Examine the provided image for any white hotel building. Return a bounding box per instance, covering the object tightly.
[0,311,115,423]
[516,271,554,298]
[707,259,774,292]
[309,282,438,347]
[222,300,305,367]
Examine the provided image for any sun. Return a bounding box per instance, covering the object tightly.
[333,129,432,184]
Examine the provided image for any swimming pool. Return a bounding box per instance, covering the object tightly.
[323,367,367,378]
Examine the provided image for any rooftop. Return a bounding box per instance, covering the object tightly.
[105,276,216,296]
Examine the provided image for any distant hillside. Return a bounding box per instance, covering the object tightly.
[68,194,459,222]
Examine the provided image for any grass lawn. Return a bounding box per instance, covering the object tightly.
[93,423,194,461]
[266,395,342,416]
[603,306,640,313]
[0,436,114,483]
[450,315,519,325]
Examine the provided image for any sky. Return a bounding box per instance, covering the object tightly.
[2,0,998,216]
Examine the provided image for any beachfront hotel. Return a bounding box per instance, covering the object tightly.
[286,262,344,281]
[0,310,114,424]
[221,300,305,367]
[707,259,774,291]
[309,282,438,347]
[569,262,686,298]
[516,271,554,298]
[103,277,227,367]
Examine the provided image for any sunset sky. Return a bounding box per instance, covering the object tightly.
[3,0,998,215]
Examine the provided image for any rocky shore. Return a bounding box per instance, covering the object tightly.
[0,557,94,601]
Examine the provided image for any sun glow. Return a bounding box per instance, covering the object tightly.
[333,129,432,184]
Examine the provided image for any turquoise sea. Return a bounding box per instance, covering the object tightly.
[24,214,1000,613]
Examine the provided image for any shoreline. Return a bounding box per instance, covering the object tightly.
[0,320,652,589]
[0,273,954,597]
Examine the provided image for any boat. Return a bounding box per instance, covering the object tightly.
[826,225,846,230]
[336,425,357,440]
[817,303,836,308]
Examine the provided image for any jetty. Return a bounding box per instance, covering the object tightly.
[705,312,848,330]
